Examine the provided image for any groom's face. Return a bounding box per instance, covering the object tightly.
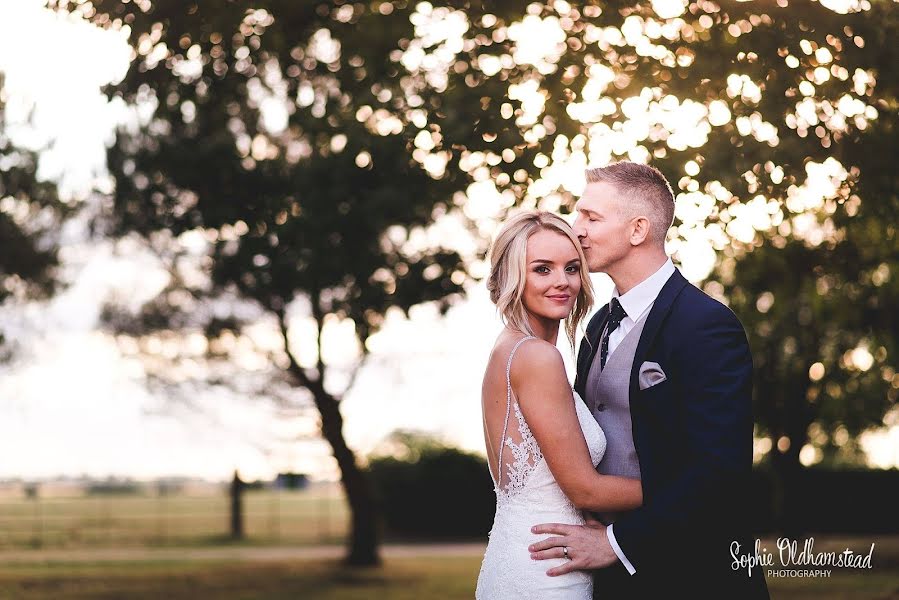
[572,181,634,273]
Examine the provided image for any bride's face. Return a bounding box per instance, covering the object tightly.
[522,229,582,322]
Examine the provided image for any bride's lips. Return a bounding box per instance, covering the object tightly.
[547,294,571,302]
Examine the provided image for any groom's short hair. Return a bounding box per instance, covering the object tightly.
[585,162,675,247]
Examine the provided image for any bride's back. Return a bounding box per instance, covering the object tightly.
[481,332,544,495]
[481,334,512,485]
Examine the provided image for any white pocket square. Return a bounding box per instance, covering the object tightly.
[638,361,667,390]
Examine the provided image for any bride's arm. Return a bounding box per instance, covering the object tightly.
[513,341,642,513]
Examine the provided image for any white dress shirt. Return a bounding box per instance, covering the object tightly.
[604,257,675,576]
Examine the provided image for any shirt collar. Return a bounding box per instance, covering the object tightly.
[612,257,676,321]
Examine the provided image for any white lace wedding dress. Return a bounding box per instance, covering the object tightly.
[476,336,607,599]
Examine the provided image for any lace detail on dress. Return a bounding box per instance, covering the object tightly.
[497,401,544,503]
[484,335,547,505]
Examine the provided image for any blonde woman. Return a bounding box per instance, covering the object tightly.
[476,210,643,599]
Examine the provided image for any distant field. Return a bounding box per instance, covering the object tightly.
[0,555,479,600]
[0,485,348,549]
[0,536,896,599]
[1,488,896,599]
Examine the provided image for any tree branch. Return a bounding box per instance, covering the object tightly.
[275,306,324,398]
[311,291,326,380]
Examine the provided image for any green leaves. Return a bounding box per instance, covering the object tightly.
[0,81,64,303]
[87,1,467,343]
[79,1,897,464]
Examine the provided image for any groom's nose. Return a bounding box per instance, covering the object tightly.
[572,214,585,238]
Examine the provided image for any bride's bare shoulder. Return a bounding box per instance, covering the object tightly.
[509,337,564,383]
[483,334,568,404]
[485,333,554,374]
[488,331,556,360]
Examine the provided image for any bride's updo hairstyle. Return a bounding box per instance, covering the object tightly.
[486,210,594,351]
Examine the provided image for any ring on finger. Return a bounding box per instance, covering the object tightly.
[563,546,569,560]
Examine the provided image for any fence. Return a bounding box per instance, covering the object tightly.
[0,482,347,549]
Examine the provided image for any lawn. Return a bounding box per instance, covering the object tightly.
[0,536,895,599]
[0,486,348,549]
[0,487,895,598]
[0,556,475,600]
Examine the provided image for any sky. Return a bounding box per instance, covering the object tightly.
[0,0,895,483]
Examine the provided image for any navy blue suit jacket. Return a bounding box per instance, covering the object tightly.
[574,268,769,597]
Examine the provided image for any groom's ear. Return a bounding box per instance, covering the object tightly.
[629,216,651,246]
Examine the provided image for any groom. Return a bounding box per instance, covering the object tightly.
[529,162,769,598]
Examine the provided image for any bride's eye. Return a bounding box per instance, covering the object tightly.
[566,265,580,273]
[534,265,550,274]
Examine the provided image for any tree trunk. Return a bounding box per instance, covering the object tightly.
[313,386,382,566]
[230,470,244,540]
[277,310,381,566]
[771,437,803,537]
[770,379,812,538]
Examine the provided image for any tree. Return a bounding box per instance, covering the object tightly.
[0,73,67,356]
[71,0,898,558]
[72,0,473,566]
[719,26,898,527]
[422,0,899,522]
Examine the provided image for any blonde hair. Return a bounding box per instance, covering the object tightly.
[486,210,594,352]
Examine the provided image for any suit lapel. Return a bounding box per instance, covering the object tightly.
[629,268,689,396]
[574,304,609,399]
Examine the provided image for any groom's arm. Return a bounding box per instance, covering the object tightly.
[609,303,754,572]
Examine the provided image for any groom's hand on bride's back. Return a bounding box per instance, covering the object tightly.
[528,522,619,576]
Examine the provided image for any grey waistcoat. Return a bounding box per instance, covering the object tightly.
[584,311,648,511]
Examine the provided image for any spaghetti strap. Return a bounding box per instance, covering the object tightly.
[493,335,536,491]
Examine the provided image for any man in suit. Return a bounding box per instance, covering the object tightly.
[529,162,769,598]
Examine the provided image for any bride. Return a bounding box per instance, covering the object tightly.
[476,211,643,599]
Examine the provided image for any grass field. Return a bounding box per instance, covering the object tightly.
[0,555,477,600]
[0,536,896,600]
[1,487,896,598]
[0,485,348,549]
